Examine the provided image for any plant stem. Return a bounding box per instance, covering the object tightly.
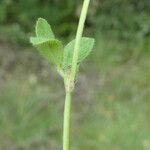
[63,0,91,150]
[70,0,91,82]
[63,90,72,150]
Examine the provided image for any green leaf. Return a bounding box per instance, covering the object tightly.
[30,37,63,66]
[36,18,55,39]
[30,37,50,45]
[30,18,64,66]
[63,37,95,69]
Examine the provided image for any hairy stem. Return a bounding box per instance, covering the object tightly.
[63,0,91,150]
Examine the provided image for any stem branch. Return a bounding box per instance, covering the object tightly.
[70,0,91,81]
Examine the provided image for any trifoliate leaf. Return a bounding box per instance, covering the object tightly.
[36,18,55,39]
[63,37,95,69]
[30,37,63,66]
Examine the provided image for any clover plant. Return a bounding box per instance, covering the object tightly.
[30,0,94,149]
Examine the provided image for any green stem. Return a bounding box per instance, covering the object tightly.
[70,0,91,82]
[63,90,72,150]
[63,0,91,150]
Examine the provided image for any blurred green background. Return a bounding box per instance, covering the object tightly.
[0,0,150,149]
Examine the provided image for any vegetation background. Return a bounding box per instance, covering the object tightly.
[0,0,150,149]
